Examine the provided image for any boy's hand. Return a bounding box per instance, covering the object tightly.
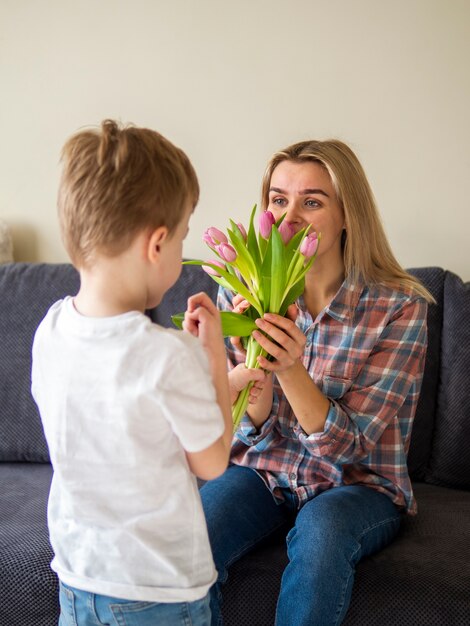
[228,364,267,405]
[183,292,223,351]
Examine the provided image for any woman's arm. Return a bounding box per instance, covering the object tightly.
[253,298,428,463]
[253,312,330,435]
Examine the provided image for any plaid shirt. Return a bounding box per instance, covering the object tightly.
[218,278,428,515]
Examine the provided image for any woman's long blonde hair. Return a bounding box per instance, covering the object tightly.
[261,139,434,302]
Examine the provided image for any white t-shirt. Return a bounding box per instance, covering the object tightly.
[31,297,224,602]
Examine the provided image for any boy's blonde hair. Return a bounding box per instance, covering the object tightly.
[58,119,199,267]
[261,139,434,302]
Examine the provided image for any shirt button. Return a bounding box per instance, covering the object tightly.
[289,473,296,480]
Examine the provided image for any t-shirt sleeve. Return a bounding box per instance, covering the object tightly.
[159,333,225,453]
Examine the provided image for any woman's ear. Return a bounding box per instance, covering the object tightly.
[147,226,169,263]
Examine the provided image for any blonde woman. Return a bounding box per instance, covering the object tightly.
[201,140,433,626]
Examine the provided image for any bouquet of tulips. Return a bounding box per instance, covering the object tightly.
[173,205,319,430]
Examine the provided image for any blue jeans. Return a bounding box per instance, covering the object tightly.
[200,465,401,626]
[58,582,211,626]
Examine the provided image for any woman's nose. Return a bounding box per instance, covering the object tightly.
[284,203,302,225]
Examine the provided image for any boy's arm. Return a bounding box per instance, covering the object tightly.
[182,292,233,480]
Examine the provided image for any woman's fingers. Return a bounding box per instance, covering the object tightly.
[255,316,305,351]
[232,295,250,314]
[227,295,250,354]
[252,313,306,371]
[261,313,305,341]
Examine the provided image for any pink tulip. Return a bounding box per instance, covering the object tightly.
[237,222,247,241]
[202,260,226,277]
[259,211,275,239]
[299,232,319,259]
[203,232,216,248]
[278,220,295,245]
[203,227,228,248]
[216,243,237,263]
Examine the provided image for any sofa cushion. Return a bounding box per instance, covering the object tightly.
[406,267,445,481]
[0,263,79,462]
[221,482,470,626]
[0,463,58,626]
[426,270,470,489]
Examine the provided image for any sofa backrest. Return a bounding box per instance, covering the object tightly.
[425,270,470,489]
[0,262,216,463]
[148,263,219,327]
[0,263,79,462]
[1,262,469,492]
[406,267,445,481]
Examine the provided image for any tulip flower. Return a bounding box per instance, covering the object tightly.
[237,222,247,241]
[202,260,226,276]
[173,204,320,430]
[300,232,319,259]
[259,210,275,239]
[202,232,216,248]
[278,220,296,245]
[203,227,228,248]
[216,242,237,263]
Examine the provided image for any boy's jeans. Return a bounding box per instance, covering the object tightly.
[58,582,211,626]
[201,465,402,626]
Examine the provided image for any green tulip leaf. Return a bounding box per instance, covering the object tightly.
[269,226,286,313]
[171,312,185,329]
[247,213,261,268]
[227,222,259,284]
[183,260,263,315]
[279,278,305,317]
[171,311,257,337]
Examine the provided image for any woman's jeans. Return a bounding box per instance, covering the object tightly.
[200,465,401,626]
[58,582,211,626]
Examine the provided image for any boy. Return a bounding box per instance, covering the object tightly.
[31,119,233,625]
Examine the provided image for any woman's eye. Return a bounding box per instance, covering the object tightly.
[270,197,286,206]
[305,199,320,209]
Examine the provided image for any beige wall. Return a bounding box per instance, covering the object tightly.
[1,0,469,279]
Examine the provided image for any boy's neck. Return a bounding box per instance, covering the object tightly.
[74,246,149,318]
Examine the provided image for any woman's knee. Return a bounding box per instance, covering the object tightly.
[286,486,401,565]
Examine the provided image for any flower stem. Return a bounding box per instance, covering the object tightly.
[232,337,266,431]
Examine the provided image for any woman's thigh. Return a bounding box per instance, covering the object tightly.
[291,485,401,560]
[200,464,290,580]
[276,486,402,626]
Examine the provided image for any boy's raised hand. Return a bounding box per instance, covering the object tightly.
[183,292,224,352]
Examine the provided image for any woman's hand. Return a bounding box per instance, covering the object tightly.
[252,305,305,374]
[229,294,251,355]
[251,305,330,434]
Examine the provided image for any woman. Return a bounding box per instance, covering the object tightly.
[201,139,433,626]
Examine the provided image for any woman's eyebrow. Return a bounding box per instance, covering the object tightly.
[269,186,329,197]
[300,188,329,197]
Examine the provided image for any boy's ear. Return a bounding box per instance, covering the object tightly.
[147,226,169,262]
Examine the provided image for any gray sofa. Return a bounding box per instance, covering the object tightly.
[1,262,469,626]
